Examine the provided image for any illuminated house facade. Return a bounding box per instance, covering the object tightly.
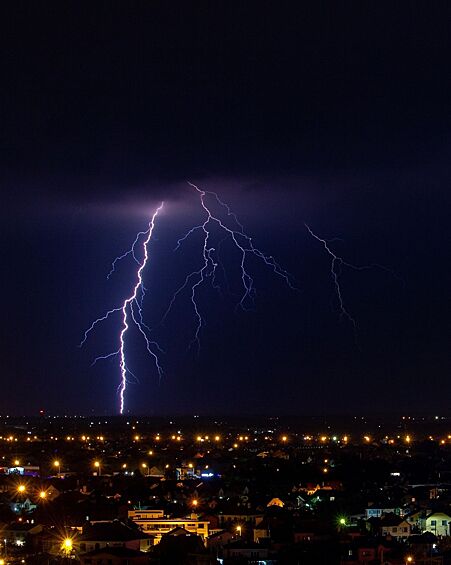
[422,512,451,537]
[128,509,209,543]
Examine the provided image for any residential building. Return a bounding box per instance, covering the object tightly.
[422,512,451,537]
[128,509,209,542]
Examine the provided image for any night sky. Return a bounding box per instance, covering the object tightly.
[1,3,449,415]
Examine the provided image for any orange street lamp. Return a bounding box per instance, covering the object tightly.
[62,537,73,555]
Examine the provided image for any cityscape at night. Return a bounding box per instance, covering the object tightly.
[1,2,450,564]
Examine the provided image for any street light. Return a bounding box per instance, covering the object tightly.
[39,490,47,499]
[141,463,149,476]
[94,461,101,476]
[62,537,73,555]
[53,460,60,477]
[236,525,242,537]
[17,485,26,494]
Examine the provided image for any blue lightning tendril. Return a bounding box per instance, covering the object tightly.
[163,182,297,351]
[304,223,399,328]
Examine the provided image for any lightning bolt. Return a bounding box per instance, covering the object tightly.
[106,228,148,280]
[80,203,164,414]
[163,182,296,351]
[304,223,399,328]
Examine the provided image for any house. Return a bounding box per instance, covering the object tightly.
[365,505,400,519]
[217,509,263,528]
[421,512,451,537]
[404,509,425,530]
[152,529,213,564]
[78,520,153,553]
[9,497,37,514]
[128,509,209,542]
[253,517,271,543]
[220,540,269,561]
[148,466,165,478]
[380,514,411,539]
[341,538,405,565]
[2,522,43,546]
[206,529,234,549]
[408,532,438,555]
[79,546,149,565]
[341,540,377,564]
[267,497,284,508]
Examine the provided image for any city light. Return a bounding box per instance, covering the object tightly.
[62,537,73,554]
[337,515,348,527]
